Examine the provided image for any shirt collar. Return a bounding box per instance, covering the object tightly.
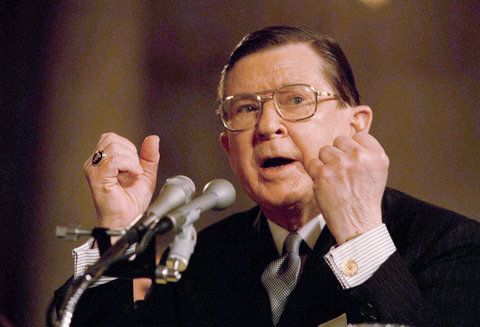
[266,213,326,255]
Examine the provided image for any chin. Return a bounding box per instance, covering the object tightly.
[248,182,315,211]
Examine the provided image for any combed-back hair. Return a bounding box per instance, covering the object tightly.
[218,26,360,107]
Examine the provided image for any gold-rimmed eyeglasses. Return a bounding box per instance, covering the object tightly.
[216,83,341,132]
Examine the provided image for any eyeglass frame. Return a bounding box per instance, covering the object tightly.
[215,83,342,132]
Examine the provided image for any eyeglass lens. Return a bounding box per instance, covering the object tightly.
[221,84,317,131]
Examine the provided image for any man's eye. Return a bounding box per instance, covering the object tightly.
[289,96,304,105]
[236,105,257,113]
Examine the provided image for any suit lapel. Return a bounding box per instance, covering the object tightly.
[216,208,277,325]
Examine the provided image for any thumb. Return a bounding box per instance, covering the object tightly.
[306,157,324,182]
[139,135,160,178]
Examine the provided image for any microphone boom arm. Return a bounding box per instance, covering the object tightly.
[56,178,235,327]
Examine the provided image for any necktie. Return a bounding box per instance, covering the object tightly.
[261,232,302,325]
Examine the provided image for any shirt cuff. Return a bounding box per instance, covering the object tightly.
[324,224,396,289]
[73,237,134,287]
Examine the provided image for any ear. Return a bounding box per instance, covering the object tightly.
[219,131,231,155]
[350,105,373,133]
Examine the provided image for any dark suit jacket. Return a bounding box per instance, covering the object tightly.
[55,188,480,326]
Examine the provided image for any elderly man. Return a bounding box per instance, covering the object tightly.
[56,26,480,326]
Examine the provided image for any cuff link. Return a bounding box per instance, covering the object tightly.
[341,259,358,277]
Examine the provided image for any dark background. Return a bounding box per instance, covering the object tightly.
[1,1,479,326]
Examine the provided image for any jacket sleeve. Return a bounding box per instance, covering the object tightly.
[54,277,181,326]
[348,215,480,326]
[54,278,135,327]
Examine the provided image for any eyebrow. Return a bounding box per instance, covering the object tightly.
[227,84,290,98]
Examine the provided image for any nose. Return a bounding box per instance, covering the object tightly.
[254,99,288,140]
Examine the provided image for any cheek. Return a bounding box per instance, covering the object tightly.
[330,109,355,134]
[227,137,254,174]
[294,115,352,161]
[227,141,260,199]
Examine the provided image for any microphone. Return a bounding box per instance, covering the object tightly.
[128,175,195,240]
[57,176,196,327]
[164,179,236,231]
[155,179,236,283]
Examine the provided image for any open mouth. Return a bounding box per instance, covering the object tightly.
[261,157,295,168]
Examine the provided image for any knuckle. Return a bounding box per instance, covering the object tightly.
[319,145,332,158]
[318,166,333,179]
[97,182,114,195]
[108,152,128,169]
[339,158,353,170]
[332,137,342,147]
[107,152,119,165]
[333,135,348,146]
[106,141,121,153]
[353,149,366,162]
[337,156,347,168]
[351,146,361,156]
[101,132,117,144]
[126,139,138,152]
[381,153,390,167]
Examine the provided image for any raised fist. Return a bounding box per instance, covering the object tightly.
[307,131,389,244]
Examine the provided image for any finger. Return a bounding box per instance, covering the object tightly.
[139,135,160,178]
[353,131,384,152]
[333,135,359,154]
[88,152,144,181]
[102,142,143,174]
[318,145,345,164]
[95,132,137,155]
[85,143,139,173]
[85,141,143,178]
[306,157,324,181]
[85,133,141,171]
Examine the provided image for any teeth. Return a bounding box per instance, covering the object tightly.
[261,157,294,168]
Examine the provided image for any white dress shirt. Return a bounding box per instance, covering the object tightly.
[267,214,396,289]
[73,213,396,289]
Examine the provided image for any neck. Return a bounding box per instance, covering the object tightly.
[261,202,320,232]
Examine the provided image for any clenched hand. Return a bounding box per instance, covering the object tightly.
[307,131,389,245]
[83,133,160,229]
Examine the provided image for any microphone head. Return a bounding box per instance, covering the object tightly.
[164,175,196,201]
[202,179,236,210]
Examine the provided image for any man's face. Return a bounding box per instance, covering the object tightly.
[220,43,366,215]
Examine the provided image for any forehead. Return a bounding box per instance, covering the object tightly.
[225,43,332,97]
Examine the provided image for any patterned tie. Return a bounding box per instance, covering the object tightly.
[261,232,303,325]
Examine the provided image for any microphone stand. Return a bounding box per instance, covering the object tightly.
[155,209,200,283]
[54,179,235,326]
[56,218,174,327]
